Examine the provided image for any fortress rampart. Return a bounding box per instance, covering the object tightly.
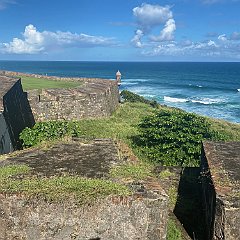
[201,141,240,240]
[0,72,119,153]
[27,80,119,122]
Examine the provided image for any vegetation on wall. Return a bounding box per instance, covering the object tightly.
[20,76,81,91]
[20,91,240,167]
[20,120,81,147]
[0,165,131,205]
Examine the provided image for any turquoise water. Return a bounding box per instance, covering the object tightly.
[0,61,240,123]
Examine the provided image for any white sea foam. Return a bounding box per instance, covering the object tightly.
[164,96,188,103]
[142,94,156,98]
[191,98,224,105]
[237,89,240,92]
[124,78,149,82]
[121,82,138,86]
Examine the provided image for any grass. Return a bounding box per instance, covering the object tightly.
[209,117,240,141]
[20,101,240,163]
[0,165,30,178]
[0,165,131,205]
[167,218,183,240]
[110,163,154,181]
[79,102,156,144]
[159,169,174,179]
[78,102,240,164]
[20,75,81,91]
[12,100,240,204]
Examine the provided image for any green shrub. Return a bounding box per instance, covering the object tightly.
[120,90,158,108]
[135,109,226,166]
[20,121,81,147]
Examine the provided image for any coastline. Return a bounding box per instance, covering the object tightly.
[0,67,240,124]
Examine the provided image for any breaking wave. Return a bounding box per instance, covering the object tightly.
[164,96,226,105]
[164,96,189,103]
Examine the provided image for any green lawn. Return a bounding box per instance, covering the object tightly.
[20,76,81,91]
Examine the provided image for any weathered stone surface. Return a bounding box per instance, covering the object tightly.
[0,139,169,240]
[0,192,168,240]
[0,76,18,111]
[201,141,240,240]
[26,80,119,121]
[0,139,121,178]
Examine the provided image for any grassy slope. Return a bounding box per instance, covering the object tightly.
[79,102,240,159]
[20,75,81,90]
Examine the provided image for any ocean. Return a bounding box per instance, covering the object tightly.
[0,61,240,123]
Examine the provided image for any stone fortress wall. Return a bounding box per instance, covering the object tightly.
[0,72,120,153]
[1,71,120,122]
[0,76,34,154]
[201,141,240,240]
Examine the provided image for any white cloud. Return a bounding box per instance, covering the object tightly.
[218,34,227,41]
[141,33,240,60]
[131,3,176,47]
[0,0,15,10]
[2,25,44,54]
[1,24,115,54]
[131,29,144,48]
[150,19,176,42]
[133,3,172,31]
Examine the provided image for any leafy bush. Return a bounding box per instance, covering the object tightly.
[20,121,81,147]
[135,109,226,166]
[120,90,158,108]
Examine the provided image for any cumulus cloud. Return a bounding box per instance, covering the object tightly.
[133,4,172,31]
[131,3,176,47]
[150,19,176,42]
[131,29,144,48]
[218,34,227,41]
[139,30,240,60]
[1,24,115,54]
[0,0,15,10]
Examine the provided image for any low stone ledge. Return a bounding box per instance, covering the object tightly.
[0,139,169,240]
[0,188,168,240]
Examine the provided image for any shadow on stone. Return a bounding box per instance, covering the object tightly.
[173,167,206,240]
[3,80,35,150]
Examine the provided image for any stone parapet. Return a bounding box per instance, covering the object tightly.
[27,80,119,121]
[201,141,240,240]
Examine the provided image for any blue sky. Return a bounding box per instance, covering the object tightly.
[0,0,240,61]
